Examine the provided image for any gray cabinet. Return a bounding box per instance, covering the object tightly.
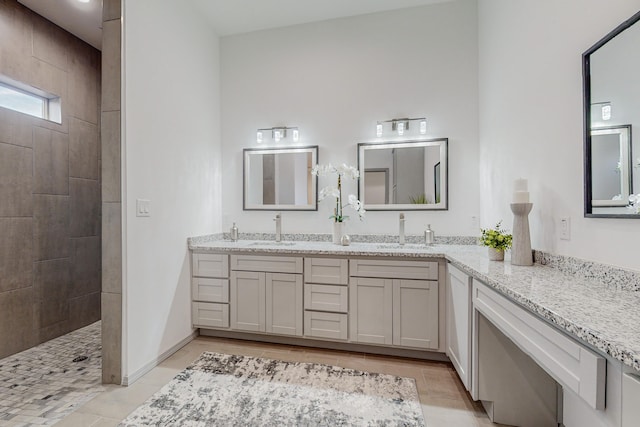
[191,252,230,328]
[230,255,303,337]
[303,257,349,341]
[350,277,393,345]
[349,259,439,350]
[446,263,472,391]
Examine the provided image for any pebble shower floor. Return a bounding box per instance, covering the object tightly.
[0,321,103,426]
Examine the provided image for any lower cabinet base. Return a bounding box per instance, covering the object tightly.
[198,328,450,362]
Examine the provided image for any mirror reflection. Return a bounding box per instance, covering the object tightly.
[590,126,631,207]
[243,146,318,211]
[584,10,640,217]
[358,139,448,210]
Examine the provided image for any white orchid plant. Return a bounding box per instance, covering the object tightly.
[311,163,366,222]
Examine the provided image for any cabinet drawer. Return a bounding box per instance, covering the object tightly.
[192,302,229,328]
[192,253,229,278]
[304,311,348,341]
[231,255,303,274]
[304,283,348,313]
[192,278,229,303]
[473,280,605,410]
[304,258,348,285]
[350,259,438,280]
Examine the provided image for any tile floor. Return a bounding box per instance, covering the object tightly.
[57,335,502,426]
[0,322,103,427]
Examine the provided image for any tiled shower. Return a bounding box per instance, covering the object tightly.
[0,0,102,359]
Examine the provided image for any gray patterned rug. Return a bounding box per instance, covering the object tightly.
[119,352,425,426]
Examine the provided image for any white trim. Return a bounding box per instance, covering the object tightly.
[120,2,128,384]
[122,331,197,386]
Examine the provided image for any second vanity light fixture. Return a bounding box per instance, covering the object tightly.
[376,117,427,137]
[256,126,299,144]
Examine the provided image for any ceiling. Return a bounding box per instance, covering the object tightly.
[190,0,452,36]
[16,0,451,51]
[18,0,103,50]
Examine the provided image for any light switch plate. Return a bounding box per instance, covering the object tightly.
[136,199,150,217]
[559,217,570,240]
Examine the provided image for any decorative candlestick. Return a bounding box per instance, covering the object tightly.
[510,178,533,266]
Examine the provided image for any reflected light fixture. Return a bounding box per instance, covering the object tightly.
[256,126,300,144]
[376,117,427,137]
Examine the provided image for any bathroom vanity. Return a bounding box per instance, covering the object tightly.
[188,237,640,427]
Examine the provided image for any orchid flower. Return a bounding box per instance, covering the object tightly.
[313,163,365,222]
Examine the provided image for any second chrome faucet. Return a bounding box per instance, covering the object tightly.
[274,213,282,242]
[399,213,405,245]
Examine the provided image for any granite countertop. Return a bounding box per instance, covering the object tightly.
[189,239,640,372]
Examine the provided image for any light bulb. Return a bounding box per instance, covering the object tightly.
[376,123,383,137]
[274,129,282,142]
[602,104,611,120]
[292,129,299,142]
[397,121,405,136]
[256,131,263,143]
[419,120,427,134]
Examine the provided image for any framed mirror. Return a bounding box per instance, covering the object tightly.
[243,146,318,211]
[583,10,640,217]
[357,138,448,210]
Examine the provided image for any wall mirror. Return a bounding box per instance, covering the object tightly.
[243,146,318,211]
[583,10,640,217]
[357,138,448,210]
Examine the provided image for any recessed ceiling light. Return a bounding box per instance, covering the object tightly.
[77,0,91,3]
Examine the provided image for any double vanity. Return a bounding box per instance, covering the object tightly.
[189,237,640,427]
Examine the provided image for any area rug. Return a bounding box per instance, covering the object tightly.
[119,352,425,426]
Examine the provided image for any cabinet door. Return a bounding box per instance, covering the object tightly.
[266,273,303,336]
[349,277,393,345]
[446,264,472,390]
[230,271,265,332]
[392,279,438,350]
[623,372,640,427]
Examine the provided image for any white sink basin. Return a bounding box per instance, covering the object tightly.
[375,243,430,250]
[249,241,297,247]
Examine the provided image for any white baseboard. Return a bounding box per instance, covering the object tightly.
[122,331,197,386]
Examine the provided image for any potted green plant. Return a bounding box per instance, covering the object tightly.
[480,221,512,261]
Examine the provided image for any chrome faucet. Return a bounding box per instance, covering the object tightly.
[399,213,405,246]
[274,213,282,242]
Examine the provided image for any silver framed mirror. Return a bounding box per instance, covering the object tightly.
[583,10,640,217]
[243,146,318,211]
[357,138,448,211]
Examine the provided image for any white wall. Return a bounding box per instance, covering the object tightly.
[478,0,640,270]
[122,0,221,379]
[220,1,479,237]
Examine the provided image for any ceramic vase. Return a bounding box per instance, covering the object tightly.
[332,221,344,245]
[488,247,505,261]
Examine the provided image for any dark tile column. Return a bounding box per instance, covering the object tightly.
[101,0,123,385]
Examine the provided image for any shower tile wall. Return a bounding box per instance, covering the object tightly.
[0,0,101,359]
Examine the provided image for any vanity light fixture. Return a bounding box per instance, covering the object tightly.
[255,126,300,144]
[376,117,427,137]
[592,101,612,121]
